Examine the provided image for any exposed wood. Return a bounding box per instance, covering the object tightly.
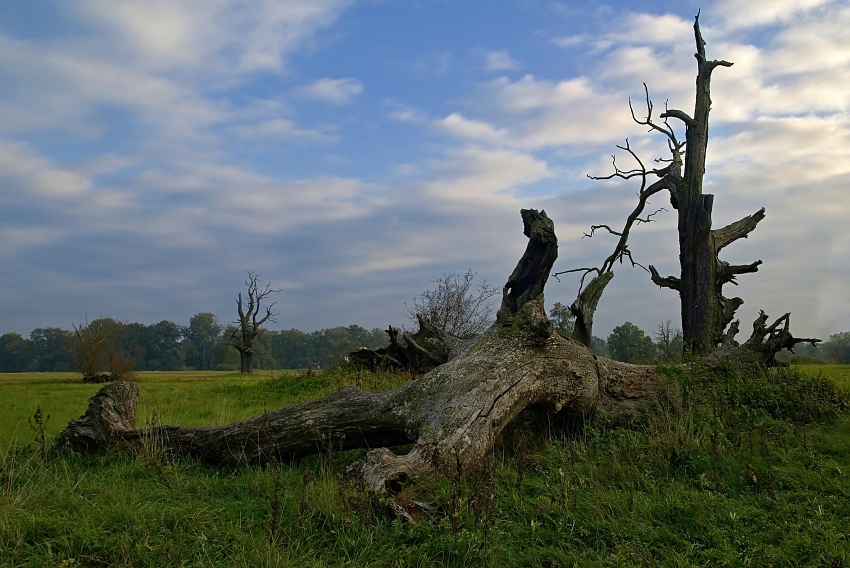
[61,209,660,494]
[496,208,558,335]
[349,316,461,373]
[569,272,614,346]
[708,311,820,367]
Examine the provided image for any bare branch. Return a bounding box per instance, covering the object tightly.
[649,265,682,292]
[713,207,766,251]
[660,108,693,127]
[718,260,763,285]
[629,84,682,147]
[583,225,621,238]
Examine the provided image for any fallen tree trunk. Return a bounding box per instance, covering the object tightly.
[61,209,659,491]
[61,320,658,491]
[59,208,807,493]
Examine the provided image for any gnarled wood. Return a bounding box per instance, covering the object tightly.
[349,314,462,373]
[569,272,614,346]
[61,209,660,494]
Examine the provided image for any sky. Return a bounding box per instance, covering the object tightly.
[1,0,848,341]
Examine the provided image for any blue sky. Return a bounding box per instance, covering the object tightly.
[1,0,848,341]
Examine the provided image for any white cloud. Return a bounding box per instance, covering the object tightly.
[433,113,507,143]
[550,34,587,48]
[423,146,552,202]
[0,0,356,148]
[715,0,833,29]
[481,75,642,149]
[229,118,334,141]
[484,50,522,71]
[76,0,353,74]
[603,13,694,47]
[0,139,90,199]
[386,102,427,123]
[293,78,364,105]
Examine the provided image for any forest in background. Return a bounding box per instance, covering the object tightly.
[1,309,847,374]
[0,314,387,373]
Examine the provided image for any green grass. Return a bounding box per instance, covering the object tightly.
[1,364,849,566]
[800,364,850,391]
[0,368,409,454]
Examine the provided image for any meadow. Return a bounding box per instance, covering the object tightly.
[1,364,849,566]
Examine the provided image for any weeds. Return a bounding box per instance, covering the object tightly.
[27,406,50,458]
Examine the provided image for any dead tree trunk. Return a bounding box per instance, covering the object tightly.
[61,209,661,492]
[667,15,734,355]
[552,14,815,360]
[229,273,279,374]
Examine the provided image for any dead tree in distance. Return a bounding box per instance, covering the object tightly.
[229,272,279,374]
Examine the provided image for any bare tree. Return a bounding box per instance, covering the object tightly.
[71,319,135,382]
[555,13,816,360]
[229,272,279,374]
[71,323,108,380]
[654,320,684,362]
[406,269,498,338]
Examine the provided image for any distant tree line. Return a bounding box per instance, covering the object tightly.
[548,302,850,366]
[1,311,847,374]
[0,313,387,373]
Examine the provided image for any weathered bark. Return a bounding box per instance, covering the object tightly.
[61,209,660,493]
[708,310,819,368]
[653,15,739,355]
[569,272,613,346]
[349,315,462,374]
[61,326,658,491]
[497,209,558,327]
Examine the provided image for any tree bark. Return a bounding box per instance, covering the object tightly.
[61,209,660,493]
[349,315,462,374]
[669,16,734,355]
[61,326,658,491]
[240,349,253,374]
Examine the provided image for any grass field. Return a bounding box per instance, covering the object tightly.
[1,365,849,566]
[0,368,407,454]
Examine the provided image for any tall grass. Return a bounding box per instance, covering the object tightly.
[1,364,848,566]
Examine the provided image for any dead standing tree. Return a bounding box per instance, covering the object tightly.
[555,13,816,359]
[229,272,279,374]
